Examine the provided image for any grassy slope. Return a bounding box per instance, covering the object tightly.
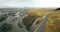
[27,9,60,32]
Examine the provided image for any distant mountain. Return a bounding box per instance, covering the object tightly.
[55,8,60,11]
[0,8,28,13]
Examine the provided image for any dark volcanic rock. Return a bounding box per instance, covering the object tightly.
[0,23,12,32]
[0,14,8,22]
[23,15,37,30]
